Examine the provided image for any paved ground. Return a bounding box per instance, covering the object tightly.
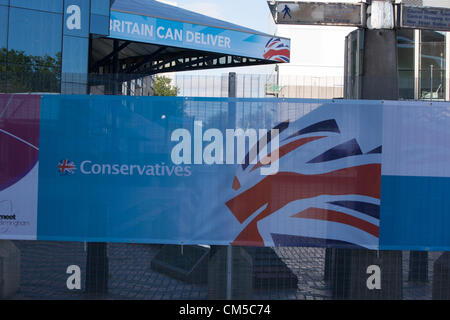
[5,241,441,300]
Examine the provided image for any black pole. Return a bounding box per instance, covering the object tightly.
[85,242,109,295]
[208,72,239,299]
[112,39,120,95]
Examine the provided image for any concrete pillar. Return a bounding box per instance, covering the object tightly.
[432,252,450,300]
[330,249,403,300]
[337,2,401,298]
[360,28,399,100]
[408,251,428,282]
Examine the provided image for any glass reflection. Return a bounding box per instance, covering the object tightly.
[61,35,88,94]
[397,29,414,100]
[420,30,446,101]
[10,0,63,13]
[0,5,7,91]
[8,7,62,59]
[0,5,7,50]
[6,7,62,93]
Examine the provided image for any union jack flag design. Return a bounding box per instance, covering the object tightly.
[57,159,77,175]
[225,105,381,249]
[263,37,290,63]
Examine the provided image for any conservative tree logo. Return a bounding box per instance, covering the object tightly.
[57,160,77,175]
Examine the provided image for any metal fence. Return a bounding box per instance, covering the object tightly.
[170,74,344,99]
[0,72,450,301]
[2,70,449,102]
[1,241,448,300]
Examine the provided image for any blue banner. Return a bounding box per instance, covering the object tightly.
[108,10,291,62]
[2,94,450,251]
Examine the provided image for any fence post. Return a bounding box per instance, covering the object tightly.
[208,72,253,300]
[226,72,236,300]
[85,242,108,295]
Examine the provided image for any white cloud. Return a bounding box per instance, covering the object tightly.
[155,0,178,6]
[178,2,224,20]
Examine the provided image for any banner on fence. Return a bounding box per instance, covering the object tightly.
[1,94,450,250]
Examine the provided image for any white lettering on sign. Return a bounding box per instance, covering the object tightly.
[170,121,279,175]
[110,19,154,37]
[109,14,232,49]
[66,5,81,30]
[185,31,231,48]
[366,265,381,290]
[66,265,81,290]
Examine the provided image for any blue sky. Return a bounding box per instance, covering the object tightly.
[168,0,275,34]
[169,0,362,34]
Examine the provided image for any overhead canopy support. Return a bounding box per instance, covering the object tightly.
[89,0,291,92]
[89,40,132,72]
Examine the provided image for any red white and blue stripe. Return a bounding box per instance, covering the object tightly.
[226,105,381,249]
[263,37,290,63]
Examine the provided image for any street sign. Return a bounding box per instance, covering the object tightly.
[400,5,450,31]
[274,2,365,27]
[265,83,283,95]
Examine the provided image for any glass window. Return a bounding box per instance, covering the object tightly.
[0,5,7,92]
[8,7,62,61]
[7,8,62,93]
[420,30,446,100]
[344,30,360,99]
[61,35,88,94]
[10,0,63,13]
[6,63,61,93]
[0,5,7,52]
[0,1,8,6]
[397,29,415,100]
[0,5,7,47]
[0,63,5,92]
[62,35,88,74]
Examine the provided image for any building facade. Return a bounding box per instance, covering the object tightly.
[0,0,111,94]
[397,28,448,101]
[1,0,285,96]
[274,0,450,101]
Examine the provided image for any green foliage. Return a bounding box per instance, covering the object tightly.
[153,75,179,96]
[0,49,62,93]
